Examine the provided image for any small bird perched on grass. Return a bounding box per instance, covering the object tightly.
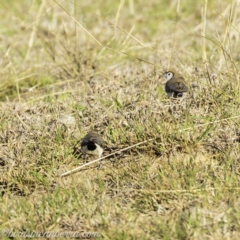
[81,131,104,158]
[163,70,188,98]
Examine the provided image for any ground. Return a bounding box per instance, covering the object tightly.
[0,0,240,239]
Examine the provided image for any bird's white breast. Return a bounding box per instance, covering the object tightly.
[81,143,103,157]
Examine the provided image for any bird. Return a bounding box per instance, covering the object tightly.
[81,131,105,158]
[163,70,188,98]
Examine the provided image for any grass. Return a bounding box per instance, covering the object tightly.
[0,0,240,239]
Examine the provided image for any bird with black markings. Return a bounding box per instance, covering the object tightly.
[81,131,105,158]
[163,70,188,98]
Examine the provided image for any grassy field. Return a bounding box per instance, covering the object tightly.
[0,0,240,239]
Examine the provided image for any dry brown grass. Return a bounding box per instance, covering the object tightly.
[0,0,240,239]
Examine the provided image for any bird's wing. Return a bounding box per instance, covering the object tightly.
[167,77,188,92]
[81,132,105,147]
[89,136,105,147]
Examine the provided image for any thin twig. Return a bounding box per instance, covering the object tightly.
[61,114,240,177]
[61,138,153,177]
